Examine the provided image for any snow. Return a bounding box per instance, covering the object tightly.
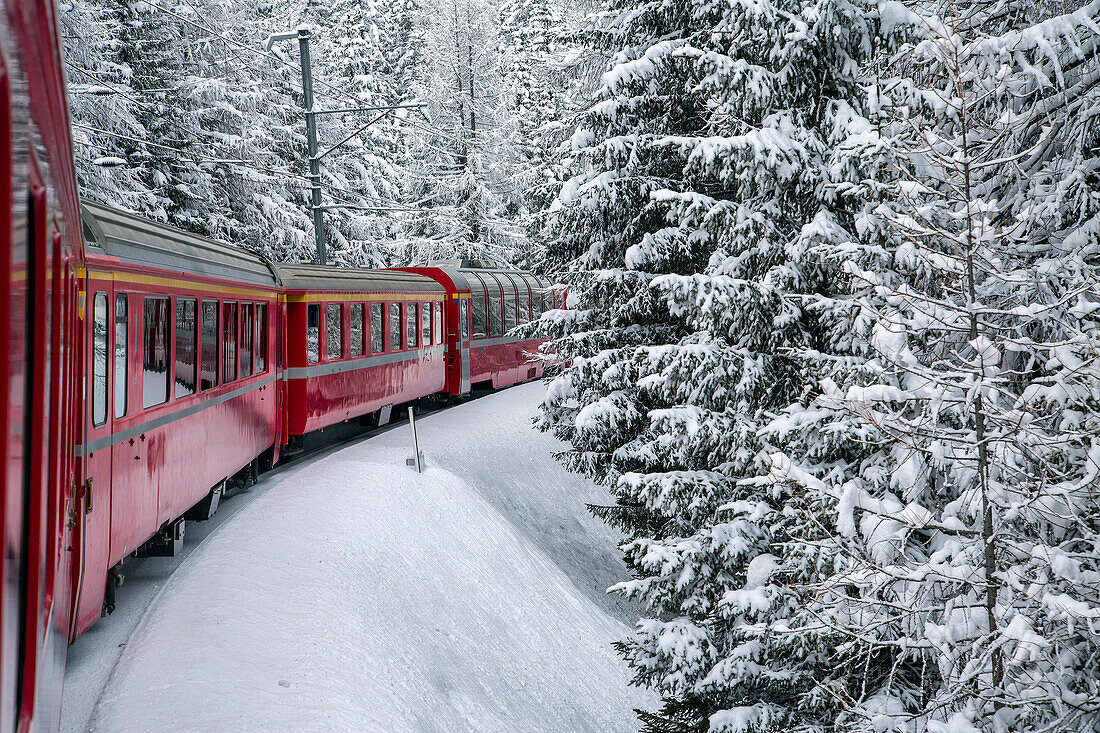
[75,382,651,731]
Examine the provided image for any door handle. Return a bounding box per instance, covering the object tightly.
[84,478,93,515]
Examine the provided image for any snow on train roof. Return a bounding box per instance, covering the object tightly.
[80,200,277,287]
[270,263,444,294]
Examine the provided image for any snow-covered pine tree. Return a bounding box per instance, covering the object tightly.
[398,0,525,265]
[62,0,316,252]
[63,0,435,264]
[498,0,561,209]
[767,0,1100,729]
[535,0,883,729]
[62,0,220,222]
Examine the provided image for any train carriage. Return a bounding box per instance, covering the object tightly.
[0,0,85,726]
[396,262,561,395]
[72,203,281,638]
[273,264,447,437]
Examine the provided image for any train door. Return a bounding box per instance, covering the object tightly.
[16,168,51,731]
[0,36,23,732]
[72,281,114,635]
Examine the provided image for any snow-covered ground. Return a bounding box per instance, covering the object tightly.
[66,381,651,732]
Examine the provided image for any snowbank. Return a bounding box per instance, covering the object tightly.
[88,382,650,731]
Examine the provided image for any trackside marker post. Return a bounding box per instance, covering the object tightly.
[407,406,423,473]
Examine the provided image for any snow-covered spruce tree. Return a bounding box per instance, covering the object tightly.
[768,1,1100,730]
[535,0,885,729]
[63,0,431,264]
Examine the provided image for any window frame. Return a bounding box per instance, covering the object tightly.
[307,303,321,364]
[200,299,219,391]
[222,301,238,383]
[389,301,402,351]
[349,302,365,356]
[92,291,109,427]
[494,273,518,334]
[469,277,488,340]
[406,301,418,349]
[519,274,542,322]
[371,302,383,354]
[326,302,343,361]
[114,293,128,418]
[459,298,469,341]
[175,297,198,398]
[143,295,171,409]
[421,301,431,346]
[255,303,267,374]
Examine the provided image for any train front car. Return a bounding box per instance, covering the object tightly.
[274,265,446,441]
[396,262,560,395]
[0,0,84,727]
[72,203,281,638]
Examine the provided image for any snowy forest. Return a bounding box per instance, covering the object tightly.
[62,0,1100,729]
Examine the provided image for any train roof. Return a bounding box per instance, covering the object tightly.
[270,263,445,294]
[80,200,277,287]
[423,262,554,290]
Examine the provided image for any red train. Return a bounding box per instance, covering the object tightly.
[12,199,561,730]
[0,0,562,727]
[74,203,560,637]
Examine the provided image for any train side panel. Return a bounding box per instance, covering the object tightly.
[284,293,446,436]
[73,262,280,638]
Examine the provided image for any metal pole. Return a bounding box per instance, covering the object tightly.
[408,406,422,473]
[296,28,326,266]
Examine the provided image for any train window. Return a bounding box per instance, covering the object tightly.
[422,302,431,345]
[115,294,128,418]
[434,302,443,344]
[485,276,503,337]
[520,274,541,321]
[523,282,533,323]
[500,274,520,331]
[327,303,343,360]
[307,304,320,363]
[175,298,197,398]
[470,280,487,339]
[201,300,218,389]
[143,296,170,408]
[201,301,219,388]
[223,301,238,382]
[256,304,267,373]
[390,302,401,350]
[407,302,418,348]
[92,292,108,426]
[349,303,364,356]
[240,303,253,378]
[459,299,469,341]
[371,303,382,354]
